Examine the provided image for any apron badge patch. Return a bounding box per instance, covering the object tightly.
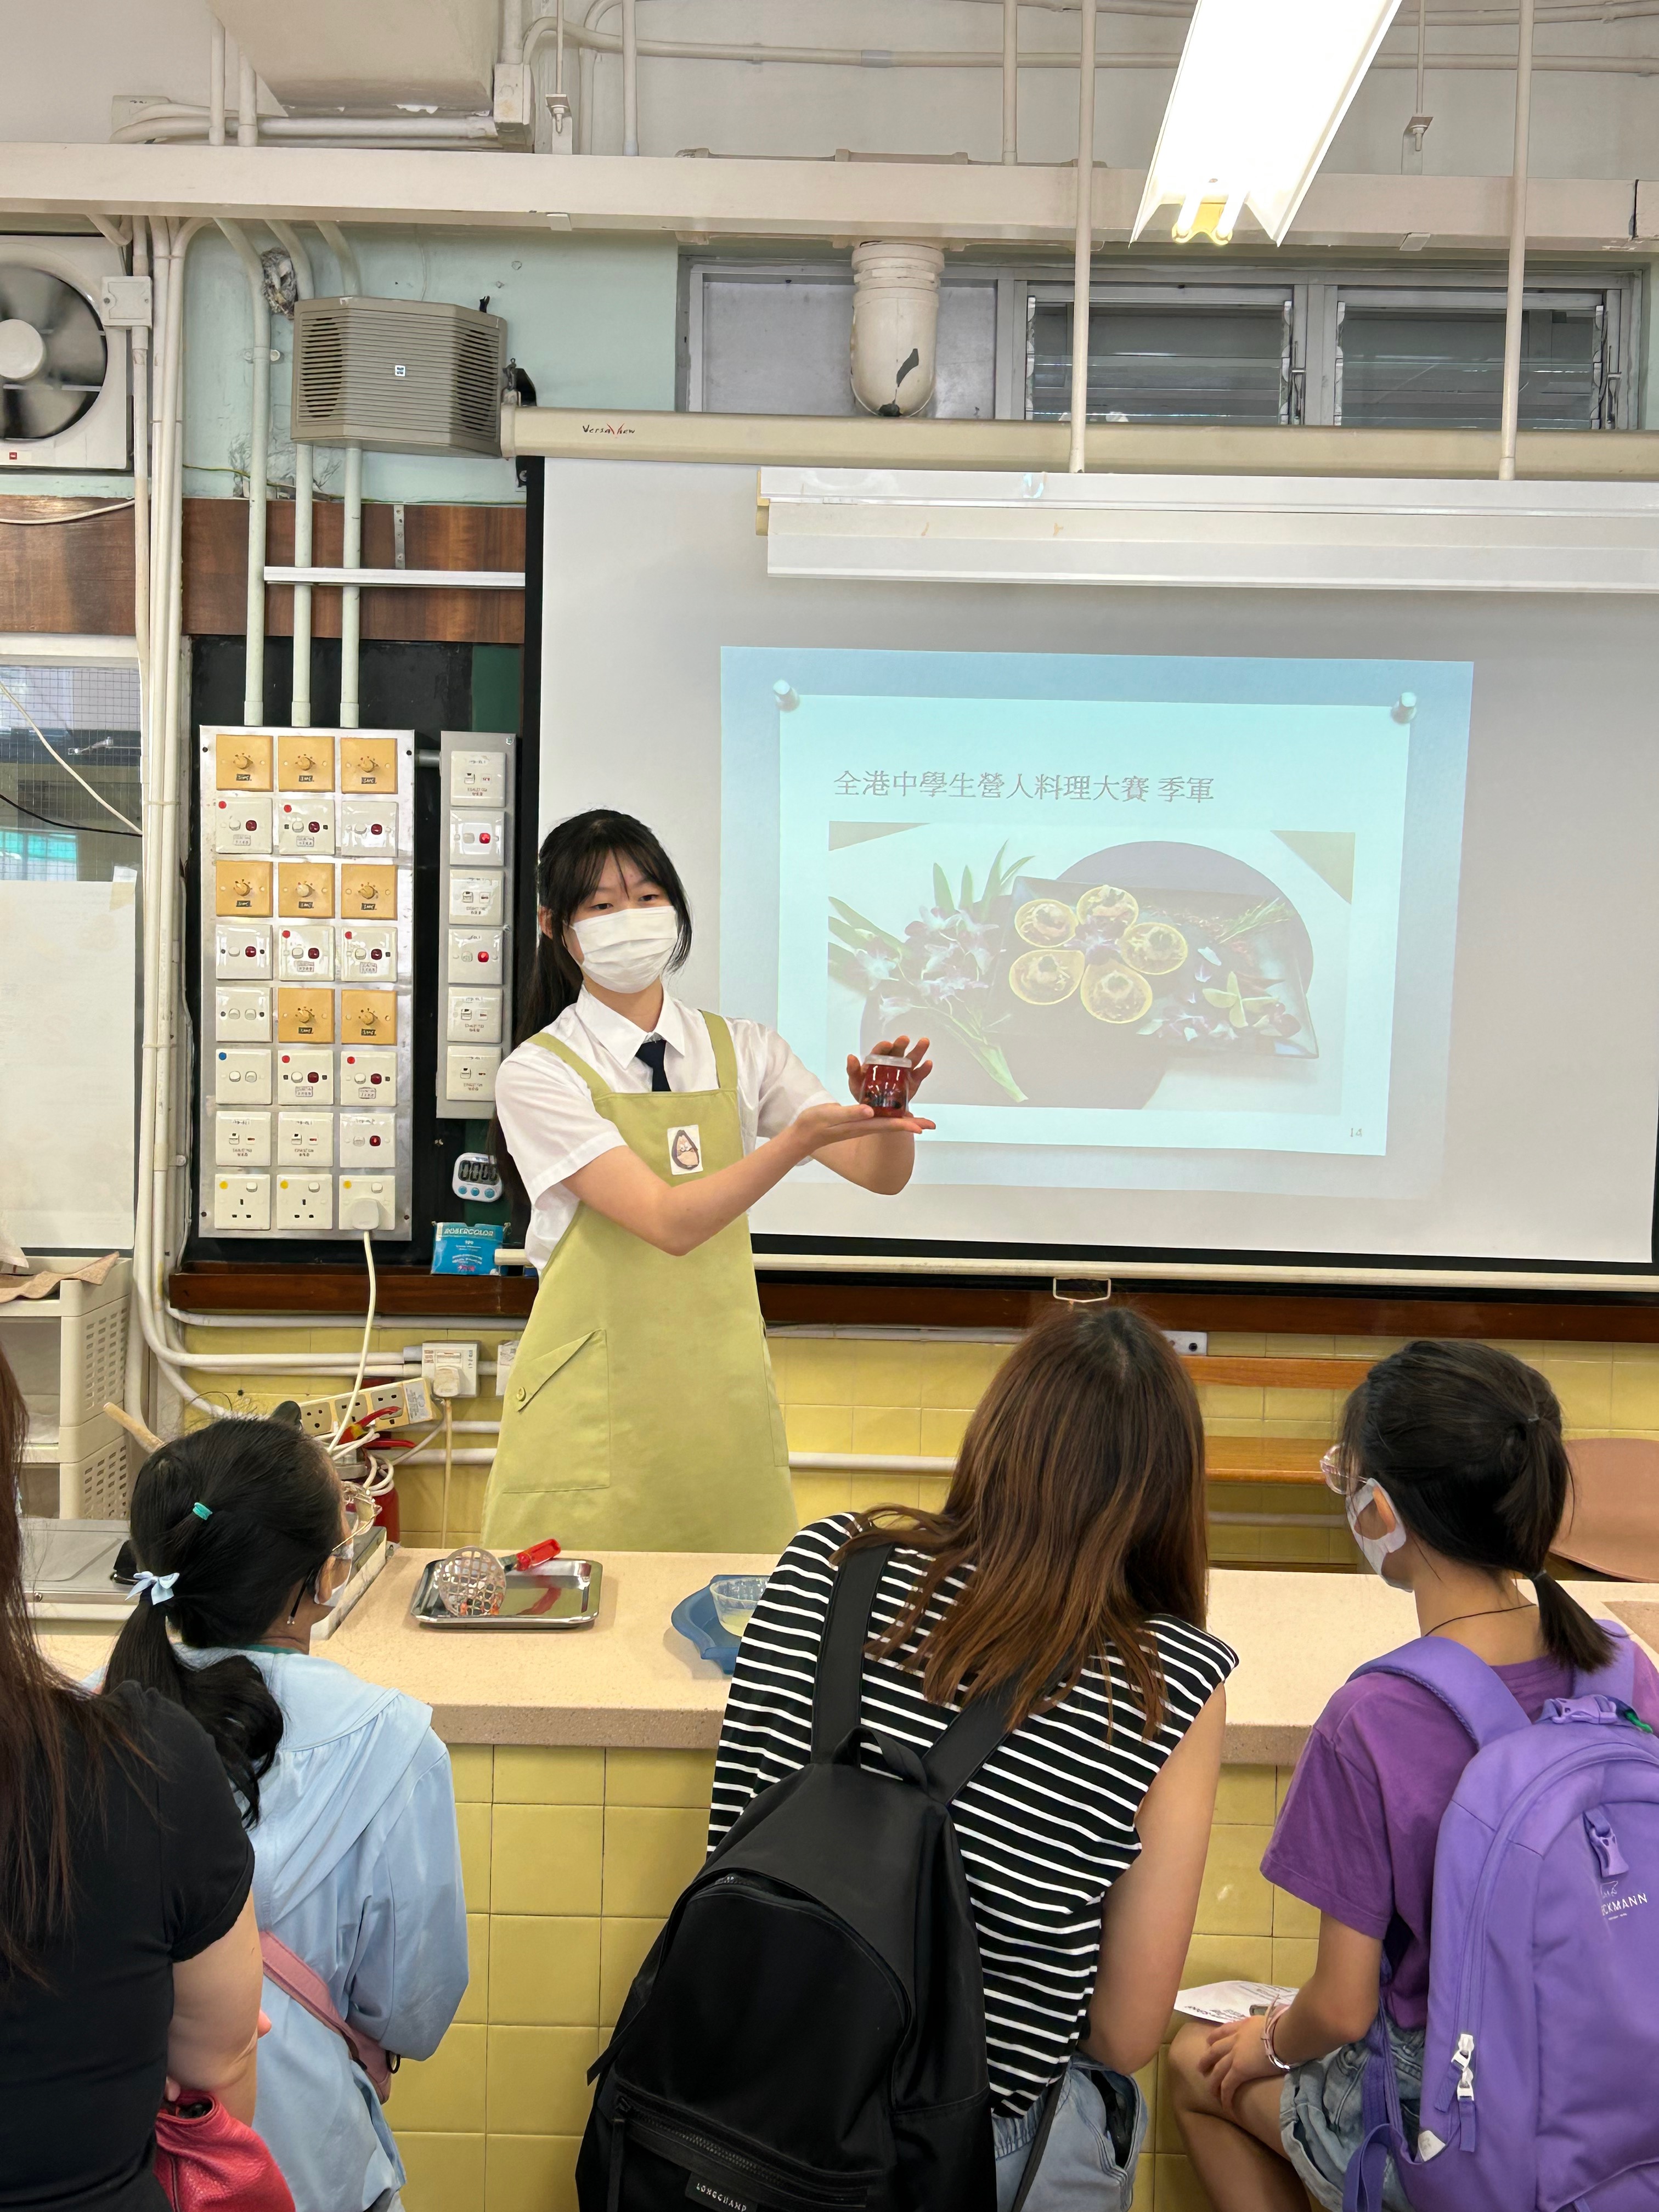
[667,1124,703,1176]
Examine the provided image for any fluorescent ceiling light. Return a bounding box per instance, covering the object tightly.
[1133,0,1403,247]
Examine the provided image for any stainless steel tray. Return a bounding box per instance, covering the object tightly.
[409,1556,602,1630]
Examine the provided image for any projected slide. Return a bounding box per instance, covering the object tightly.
[723,649,1471,1199]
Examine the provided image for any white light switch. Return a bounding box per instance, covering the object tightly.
[447,989,503,1044]
[276,795,335,855]
[450,812,504,867]
[336,797,397,854]
[450,750,506,806]
[212,1172,271,1231]
[340,1048,397,1107]
[337,922,397,983]
[215,1048,272,1104]
[276,924,334,980]
[338,1111,396,1167]
[445,1046,501,1102]
[276,1110,334,1166]
[213,794,273,854]
[214,922,272,980]
[215,1111,271,1166]
[215,985,271,1042]
[448,928,504,985]
[275,1049,334,1105]
[449,871,504,926]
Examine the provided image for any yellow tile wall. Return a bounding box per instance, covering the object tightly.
[186,1324,1659,1571]
[394,1750,1310,2212]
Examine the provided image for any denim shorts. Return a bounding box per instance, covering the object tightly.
[992,2058,1147,2212]
[1280,2017,1425,2212]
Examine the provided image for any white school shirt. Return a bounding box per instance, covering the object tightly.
[494,988,837,1269]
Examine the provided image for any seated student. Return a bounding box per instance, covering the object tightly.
[1169,1339,1659,2212]
[710,1305,1235,2211]
[102,1418,469,2212]
[0,1348,264,2212]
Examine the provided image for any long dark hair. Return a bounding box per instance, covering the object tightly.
[103,1419,343,1822]
[1336,1339,1612,1672]
[842,1305,1209,1732]
[0,1347,133,1979]
[516,808,691,1042]
[494,809,692,1209]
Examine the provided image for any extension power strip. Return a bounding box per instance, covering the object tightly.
[295,1376,434,1441]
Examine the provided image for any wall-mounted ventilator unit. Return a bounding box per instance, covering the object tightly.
[292,296,506,458]
[0,238,129,470]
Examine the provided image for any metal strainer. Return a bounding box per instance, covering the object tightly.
[430,1545,506,1618]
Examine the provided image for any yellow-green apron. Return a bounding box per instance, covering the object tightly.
[479,1013,798,1555]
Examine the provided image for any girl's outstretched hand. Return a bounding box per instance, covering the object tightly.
[844,1033,934,1102]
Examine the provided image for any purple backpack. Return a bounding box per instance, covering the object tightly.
[1342,1621,1659,2212]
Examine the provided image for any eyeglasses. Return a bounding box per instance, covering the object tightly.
[1321,1447,1347,1494]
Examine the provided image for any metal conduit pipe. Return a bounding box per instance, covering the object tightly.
[237,53,258,146]
[216,222,270,726]
[208,20,226,145]
[268,220,315,725]
[1067,0,1098,474]
[111,110,500,144]
[317,222,365,730]
[622,0,640,151]
[1498,0,1537,481]
[1002,0,1019,160]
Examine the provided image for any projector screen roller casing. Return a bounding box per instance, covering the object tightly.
[539,460,1659,1274]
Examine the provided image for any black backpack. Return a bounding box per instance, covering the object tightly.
[577,1542,1037,2212]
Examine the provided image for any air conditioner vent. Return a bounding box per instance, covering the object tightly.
[291,296,506,457]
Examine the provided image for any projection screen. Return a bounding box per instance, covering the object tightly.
[539,459,1659,1273]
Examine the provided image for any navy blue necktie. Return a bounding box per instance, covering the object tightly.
[636,1037,671,1092]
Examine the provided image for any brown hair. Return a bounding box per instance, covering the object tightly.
[841,1305,1208,1732]
[0,1347,133,1978]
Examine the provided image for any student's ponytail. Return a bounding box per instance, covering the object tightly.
[1337,1340,1614,1674]
[103,1419,343,1822]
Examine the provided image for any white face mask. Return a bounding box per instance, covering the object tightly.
[1347,1477,1408,1577]
[572,907,679,993]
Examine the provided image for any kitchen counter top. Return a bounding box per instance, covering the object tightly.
[38,1549,1659,1760]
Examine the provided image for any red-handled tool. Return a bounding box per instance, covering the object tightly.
[513,1537,562,1570]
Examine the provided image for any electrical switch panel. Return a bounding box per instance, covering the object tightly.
[199,728,413,1240]
[436,731,514,1120]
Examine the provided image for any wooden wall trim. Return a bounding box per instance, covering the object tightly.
[182,498,525,643]
[0,496,137,636]
[168,1264,1659,1342]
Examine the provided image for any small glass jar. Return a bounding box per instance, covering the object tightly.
[860,1054,913,1117]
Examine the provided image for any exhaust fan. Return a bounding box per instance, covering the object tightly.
[292,296,506,457]
[0,238,128,471]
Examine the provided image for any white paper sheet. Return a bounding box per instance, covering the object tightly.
[1174,1979,1300,2025]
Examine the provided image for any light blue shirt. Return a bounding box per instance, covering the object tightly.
[182,1646,469,2212]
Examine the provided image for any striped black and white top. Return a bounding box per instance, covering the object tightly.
[707,1516,1237,2117]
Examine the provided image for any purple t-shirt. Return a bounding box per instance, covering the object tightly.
[1261,1644,1659,2028]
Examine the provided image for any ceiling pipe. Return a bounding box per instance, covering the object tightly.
[622,0,640,151]
[268,217,315,727]
[315,221,366,730]
[1498,0,1536,482]
[208,19,226,146]
[1068,0,1098,473]
[1003,0,1020,161]
[216,219,270,725]
[236,52,258,146]
[850,241,944,416]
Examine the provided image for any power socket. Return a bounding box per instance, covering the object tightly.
[422,1341,479,1399]
[338,1174,396,1231]
[275,1173,333,1230]
[212,1172,272,1231]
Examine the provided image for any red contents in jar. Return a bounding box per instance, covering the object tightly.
[859,1057,913,1117]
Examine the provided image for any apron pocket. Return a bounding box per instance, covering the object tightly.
[498,1329,612,1491]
